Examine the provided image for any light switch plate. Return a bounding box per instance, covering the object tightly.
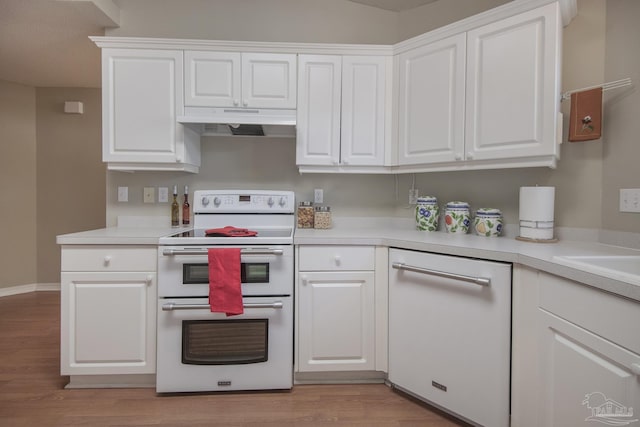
[158,187,169,203]
[314,189,323,204]
[143,187,155,203]
[117,186,128,202]
[620,188,640,213]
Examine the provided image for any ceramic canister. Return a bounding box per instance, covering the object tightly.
[474,208,503,237]
[444,201,471,234]
[415,196,439,231]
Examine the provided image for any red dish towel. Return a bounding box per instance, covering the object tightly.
[208,248,243,316]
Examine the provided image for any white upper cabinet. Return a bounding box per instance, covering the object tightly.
[341,56,387,166]
[184,51,296,109]
[297,54,388,169]
[465,2,560,162]
[397,34,466,165]
[397,2,561,170]
[296,55,342,166]
[101,48,200,173]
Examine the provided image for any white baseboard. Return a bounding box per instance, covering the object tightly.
[0,282,60,297]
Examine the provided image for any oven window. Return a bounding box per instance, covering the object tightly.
[182,319,269,365]
[183,263,269,284]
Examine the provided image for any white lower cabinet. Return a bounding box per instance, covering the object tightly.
[296,245,382,373]
[512,266,640,427]
[60,246,157,377]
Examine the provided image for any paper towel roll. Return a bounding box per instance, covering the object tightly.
[519,186,555,240]
[519,187,555,221]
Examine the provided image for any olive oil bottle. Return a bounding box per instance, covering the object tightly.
[171,185,180,227]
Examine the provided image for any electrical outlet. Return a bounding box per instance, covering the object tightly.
[117,186,128,202]
[620,188,640,213]
[314,188,324,204]
[409,188,419,205]
[158,187,169,203]
[143,187,155,203]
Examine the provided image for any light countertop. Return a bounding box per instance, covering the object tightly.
[57,218,640,302]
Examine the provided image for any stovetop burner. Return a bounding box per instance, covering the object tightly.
[166,227,293,239]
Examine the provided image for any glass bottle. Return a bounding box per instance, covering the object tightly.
[182,185,190,226]
[171,185,180,227]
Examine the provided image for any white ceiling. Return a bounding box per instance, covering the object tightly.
[0,0,439,88]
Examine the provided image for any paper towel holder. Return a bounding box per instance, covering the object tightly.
[517,186,558,243]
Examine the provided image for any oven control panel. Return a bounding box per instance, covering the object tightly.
[194,190,295,214]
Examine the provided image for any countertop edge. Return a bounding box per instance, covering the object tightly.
[57,225,640,302]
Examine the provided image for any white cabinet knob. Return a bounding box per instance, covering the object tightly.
[467,152,474,160]
[334,255,341,266]
[243,100,248,107]
[455,153,462,161]
[103,255,112,266]
[146,275,153,284]
[301,275,308,286]
[233,99,239,106]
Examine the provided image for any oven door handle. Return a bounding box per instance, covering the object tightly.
[162,248,284,256]
[162,301,284,311]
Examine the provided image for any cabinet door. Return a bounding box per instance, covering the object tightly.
[296,55,342,166]
[465,3,560,161]
[102,49,184,164]
[242,53,296,109]
[397,34,466,165]
[297,271,375,371]
[184,51,241,107]
[60,272,156,375]
[341,56,386,166]
[538,310,640,427]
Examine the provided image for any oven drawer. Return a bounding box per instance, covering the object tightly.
[298,245,375,271]
[62,246,157,272]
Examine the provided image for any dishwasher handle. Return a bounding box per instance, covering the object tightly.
[392,262,491,287]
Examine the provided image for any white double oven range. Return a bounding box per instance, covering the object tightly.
[157,190,295,393]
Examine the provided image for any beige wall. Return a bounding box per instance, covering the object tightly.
[602,0,640,232]
[107,0,400,44]
[398,0,510,41]
[36,88,105,283]
[0,80,37,289]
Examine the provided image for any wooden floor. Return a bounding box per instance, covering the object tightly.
[0,291,467,427]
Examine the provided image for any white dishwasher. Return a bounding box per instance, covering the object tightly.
[388,248,511,427]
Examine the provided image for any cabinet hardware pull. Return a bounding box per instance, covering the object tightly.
[163,248,284,256]
[631,363,640,376]
[392,262,491,286]
[162,301,284,311]
[146,275,153,284]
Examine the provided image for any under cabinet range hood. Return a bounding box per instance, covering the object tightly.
[178,107,296,138]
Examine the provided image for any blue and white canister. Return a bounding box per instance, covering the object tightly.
[415,196,439,231]
[474,208,503,237]
[444,201,471,234]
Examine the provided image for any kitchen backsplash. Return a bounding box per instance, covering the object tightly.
[107,136,594,229]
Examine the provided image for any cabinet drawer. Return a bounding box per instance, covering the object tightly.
[298,246,375,271]
[539,272,640,354]
[61,246,157,272]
